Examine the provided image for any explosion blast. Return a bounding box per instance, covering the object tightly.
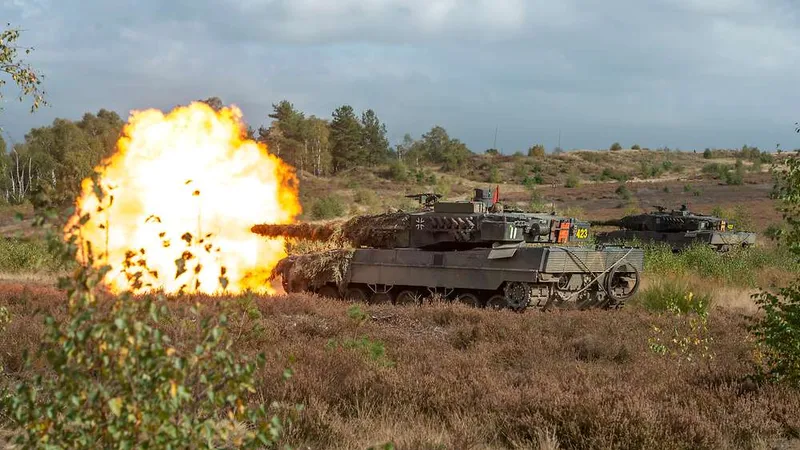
[65,102,301,295]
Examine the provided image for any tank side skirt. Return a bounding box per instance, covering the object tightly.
[596,230,757,248]
[348,263,538,291]
[344,247,642,293]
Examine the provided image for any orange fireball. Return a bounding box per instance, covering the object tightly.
[65,101,301,295]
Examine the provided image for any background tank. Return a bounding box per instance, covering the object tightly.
[258,187,643,311]
[591,205,757,252]
[252,186,593,250]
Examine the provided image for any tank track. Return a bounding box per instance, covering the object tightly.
[301,277,638,312]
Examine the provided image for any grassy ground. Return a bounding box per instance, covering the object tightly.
[0,287,798,449]
[0,237,798,448]
[0,148,796,448]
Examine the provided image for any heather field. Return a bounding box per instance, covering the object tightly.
[0,284,799,450]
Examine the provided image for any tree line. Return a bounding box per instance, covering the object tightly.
[0,96,477,209]
[254,99,473,176]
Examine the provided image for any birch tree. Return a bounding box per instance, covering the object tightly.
[1,24,47,118]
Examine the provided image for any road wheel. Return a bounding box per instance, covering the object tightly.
[345,287,368,303]
[317,285,340,299]
[369,292,392,304]
[486,295,507,310]
[394,290,419,306]
[504,282,532,311]
[456,292,482,308]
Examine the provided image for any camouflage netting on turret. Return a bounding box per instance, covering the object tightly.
[252,211,409,249]
[339,211,408,248]
[270,248,355,292]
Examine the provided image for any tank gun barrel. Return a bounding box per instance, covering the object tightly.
[250,223,341,242]
[588,219,625,228]
[252,211,410,249]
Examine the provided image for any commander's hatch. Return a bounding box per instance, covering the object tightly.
[488,242,521,259]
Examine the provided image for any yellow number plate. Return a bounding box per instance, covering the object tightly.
[575,228,588,239]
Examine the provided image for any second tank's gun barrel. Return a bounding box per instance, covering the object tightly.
[588,219,626,228]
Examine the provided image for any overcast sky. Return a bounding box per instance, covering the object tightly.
[1,0,799,153]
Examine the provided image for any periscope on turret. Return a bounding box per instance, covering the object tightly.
[256,186,644,311]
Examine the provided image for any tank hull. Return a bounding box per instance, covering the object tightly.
[594,230,756,252]
[273,245,643,311]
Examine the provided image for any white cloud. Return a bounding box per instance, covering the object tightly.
[0,0,799,151]
[2,0,48,18]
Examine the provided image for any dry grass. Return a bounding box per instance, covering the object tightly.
[1,285,799,450]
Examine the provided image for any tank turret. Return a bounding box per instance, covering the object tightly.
[252,186,592,250]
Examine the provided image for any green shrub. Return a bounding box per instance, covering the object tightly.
[643,281,714,363]
[701,162,722,176]
[637,280,712,315]
[631,144,641,150]
[512,160,528,179]
[487,165,501,183]
[0,238,64,273]
[610,142,622,151]
[386,160,409,181]
[615,184,631,200]
[326,336,394,368]
[702,162,739,182]
[435,179,452,197]
[311,195,346,219]
[1,294,286,448]
[598,168,628,182]
[764,223,785,241]
[644,243,797,288]
[722,160,745,185]
[725,170,743,185]
[564,170,580,188]
[752,284,800,386]
[528,188,547,212]
[354,189,378,206]
[528,144,546,158]
[639,161,664,179]
[703,148,713,159]
[523,173,544,188]
[749,149,800,386]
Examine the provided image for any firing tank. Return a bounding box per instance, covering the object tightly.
[591,205,757,252]
[253,188,593,250]
[256,187,643,311]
